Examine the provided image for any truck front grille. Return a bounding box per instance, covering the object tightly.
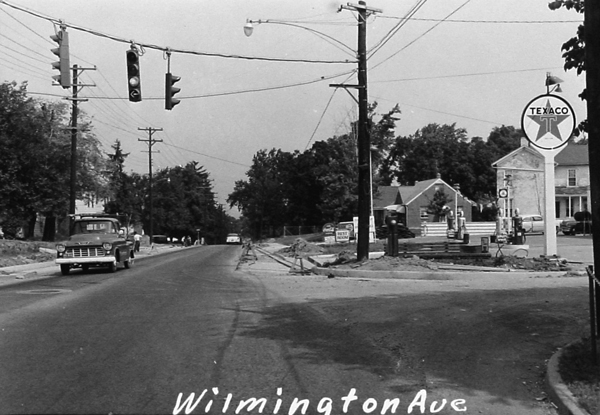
[66,247,105,258]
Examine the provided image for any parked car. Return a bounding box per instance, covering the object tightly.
[226,233,242,244]
[520,214,544,234]
[519,214,561,234]
[560,211,593,235]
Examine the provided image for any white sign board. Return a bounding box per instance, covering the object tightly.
[335,230,350,243]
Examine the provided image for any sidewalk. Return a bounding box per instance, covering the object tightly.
[0,243,185,288]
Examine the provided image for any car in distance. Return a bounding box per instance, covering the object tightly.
[560,211,593,235]
[520,214,544,234]
[226,233,242,244]
[520,214,561,234]
[55,215,134,275]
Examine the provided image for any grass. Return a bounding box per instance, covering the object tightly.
[558,338,600,415]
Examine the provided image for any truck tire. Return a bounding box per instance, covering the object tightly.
[60,265,70,276]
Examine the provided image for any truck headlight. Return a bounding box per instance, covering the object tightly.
[102,242,112,251]
[56,244,66,253]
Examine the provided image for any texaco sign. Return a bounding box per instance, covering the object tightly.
[521,94,576,151]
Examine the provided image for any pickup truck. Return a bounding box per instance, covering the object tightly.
[55,215,134,275]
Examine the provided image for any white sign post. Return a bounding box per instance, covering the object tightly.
[521,94,576,256]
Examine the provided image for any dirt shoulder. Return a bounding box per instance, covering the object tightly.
[241,243,588,415]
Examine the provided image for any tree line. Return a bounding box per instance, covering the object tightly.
[228,104,527,240]
[0,81,237,243]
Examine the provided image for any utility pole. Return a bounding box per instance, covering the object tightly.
[334,1,381,261]
[138,128,163,244]
[586,0,600,287]
[66,64,96,217]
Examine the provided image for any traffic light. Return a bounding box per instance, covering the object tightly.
[165,72,181,110]
[50,28,71,88]
[126,49,141,102]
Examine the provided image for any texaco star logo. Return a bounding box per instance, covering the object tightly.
[521,94,576,151]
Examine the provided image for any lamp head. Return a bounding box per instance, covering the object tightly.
[244,21,254,37]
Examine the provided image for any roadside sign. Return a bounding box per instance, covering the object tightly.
[335,229,350,243]
[498,188,508,198]
[521,94,576,151]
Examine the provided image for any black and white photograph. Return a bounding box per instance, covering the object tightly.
[0,1,599,414]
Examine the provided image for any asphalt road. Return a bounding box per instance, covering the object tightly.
[0,245,406,415]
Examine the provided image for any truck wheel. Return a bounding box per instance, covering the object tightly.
[60,265,70,276]
[108,262,117,273]
[124,255,133,269]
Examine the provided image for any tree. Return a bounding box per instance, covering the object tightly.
[104,140,144,224]
[0,82,72,239]
[382,124,521,201]
[548,0,586,135]
[151,162,222,243]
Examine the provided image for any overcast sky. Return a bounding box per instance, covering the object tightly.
[0,0,586,214]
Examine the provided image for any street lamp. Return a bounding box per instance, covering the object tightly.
[243,19,355,56]
[244,2,380,261]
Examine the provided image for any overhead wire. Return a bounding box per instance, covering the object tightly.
[0,0,355,65]
[370,0,473,71]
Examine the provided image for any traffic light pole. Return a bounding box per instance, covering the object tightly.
[138,128,163,244]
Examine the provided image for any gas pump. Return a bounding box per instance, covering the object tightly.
[386,215,398,257]
[511,208,525,245]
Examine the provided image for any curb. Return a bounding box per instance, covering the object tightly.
[311,266,571,280]
[546,344,591,415]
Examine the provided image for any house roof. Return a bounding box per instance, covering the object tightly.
[372,186,400,209]
[400,178,445,205]
[555,144,589,166]
[374,177,476,211]
[491,145,543,168]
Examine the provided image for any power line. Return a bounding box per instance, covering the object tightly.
[0,0,355,65]
[370,0,473,71]
[378,15,582,24]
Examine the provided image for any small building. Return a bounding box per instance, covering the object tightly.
[492,140,589,221]
[373,176,474,235]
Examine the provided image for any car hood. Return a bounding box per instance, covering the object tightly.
[64,233,121,245]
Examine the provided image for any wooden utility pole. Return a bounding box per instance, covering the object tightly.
[138,128,163,244]
[586,1,600,284]
[335,1,381,261]
[66,64,95,216]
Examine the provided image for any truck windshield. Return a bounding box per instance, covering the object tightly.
[72,221,117,235]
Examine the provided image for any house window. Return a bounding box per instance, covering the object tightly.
[568,169,577,186]
[419,208,429,221]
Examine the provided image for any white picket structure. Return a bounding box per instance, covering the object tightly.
[420,222,497,237]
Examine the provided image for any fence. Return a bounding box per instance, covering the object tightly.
[420,222,497,237]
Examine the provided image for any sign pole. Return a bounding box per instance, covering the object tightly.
[543,150,560,256]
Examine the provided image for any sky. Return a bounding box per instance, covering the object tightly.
[0,0,587,216]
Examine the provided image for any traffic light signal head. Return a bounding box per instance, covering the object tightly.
[165,72,181,110]
[50,29,71,88]
[126,49,142,102]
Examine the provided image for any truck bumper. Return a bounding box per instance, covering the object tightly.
[56,257,116,265]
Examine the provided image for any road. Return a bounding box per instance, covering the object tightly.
[0,238,591,414]
[0,245,407,414]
